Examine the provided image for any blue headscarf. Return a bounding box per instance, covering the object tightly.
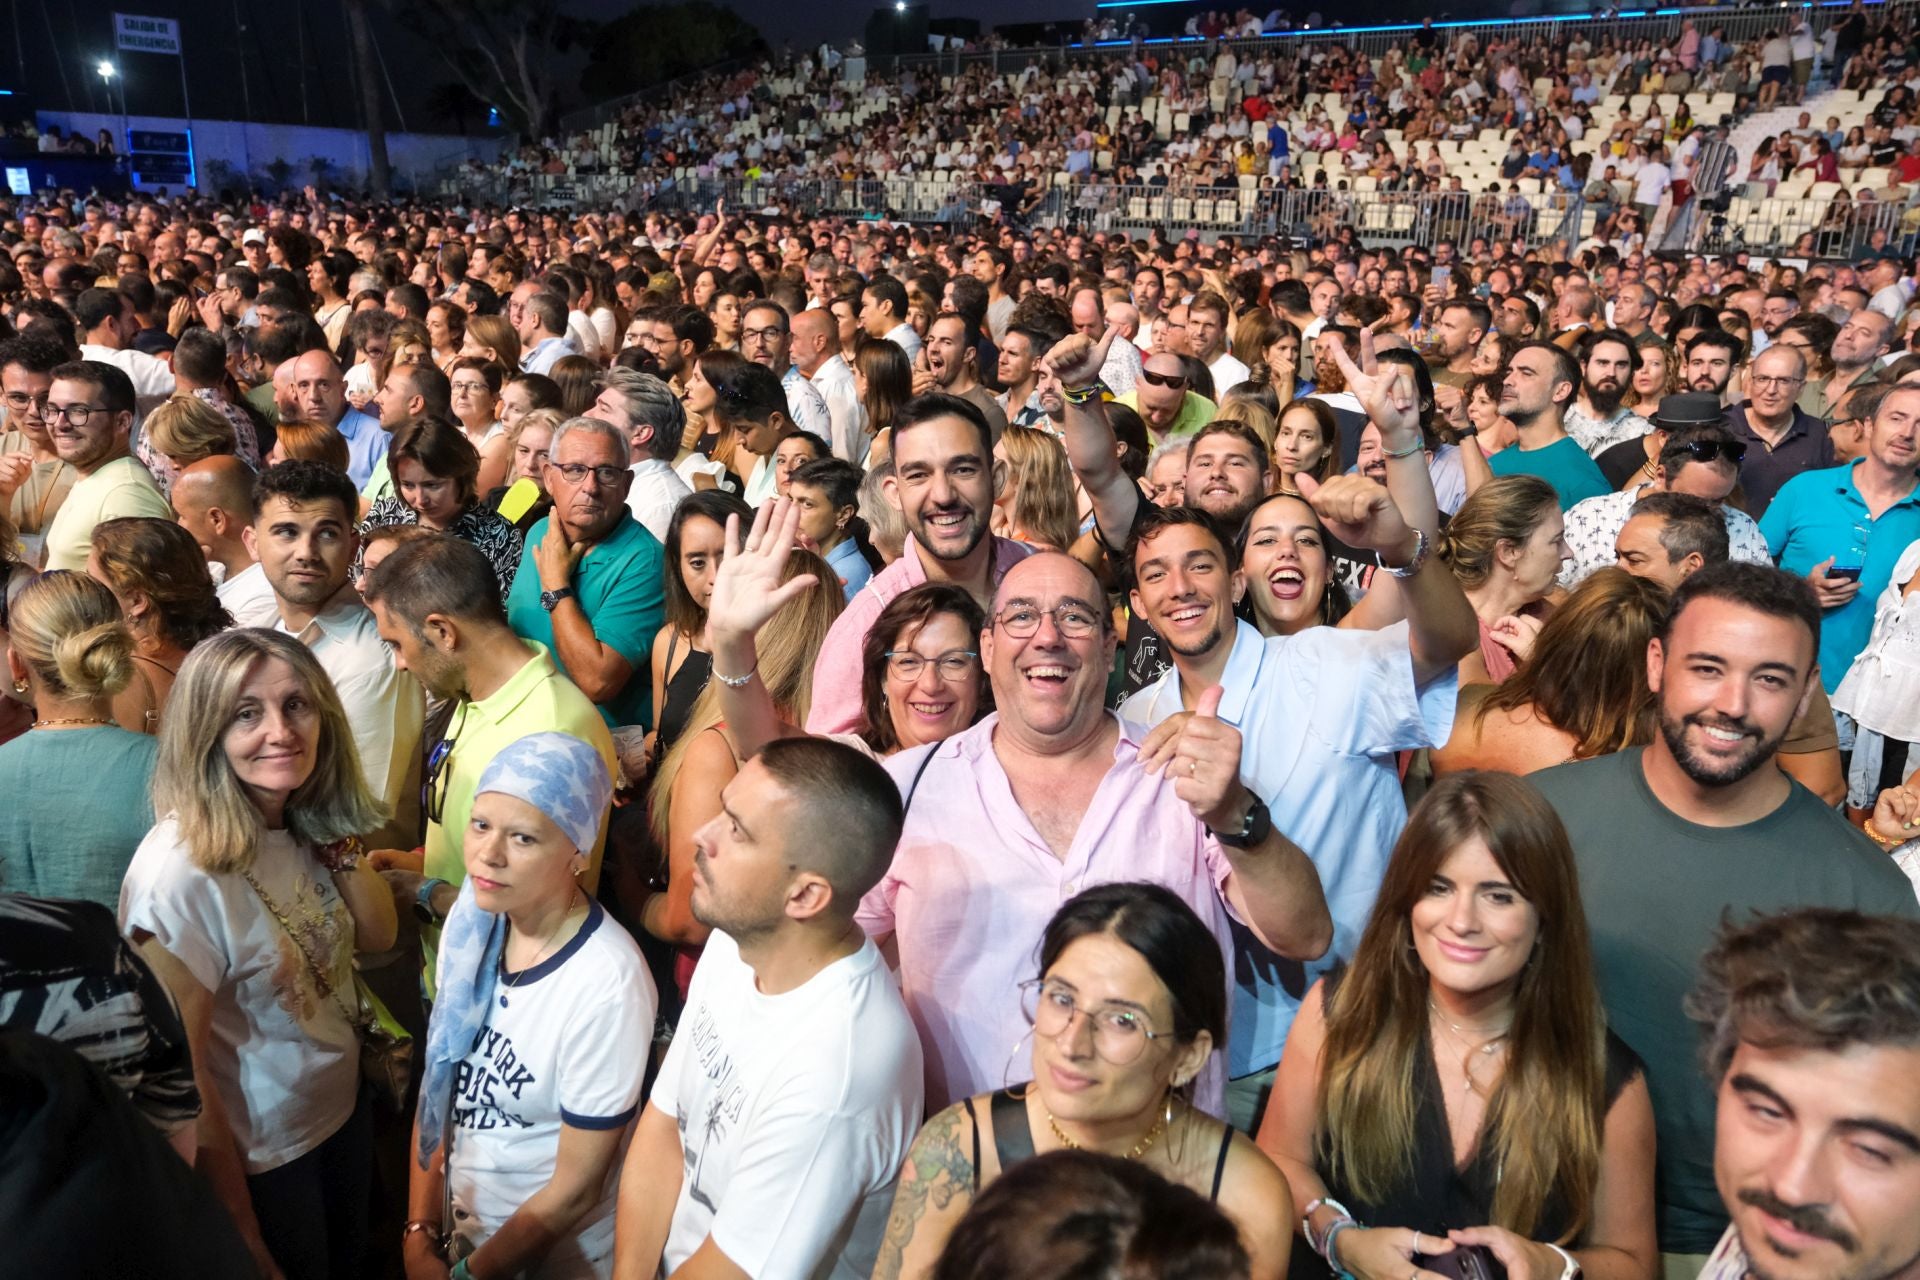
[413,732,612,1168]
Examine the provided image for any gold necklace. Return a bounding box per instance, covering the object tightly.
[1046,1107,1167,1161]
[1429,1000,1511,1098]
[32,715,115,729]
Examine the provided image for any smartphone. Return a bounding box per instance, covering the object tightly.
[1830,564,1865,583]
[1432,265,1452,291]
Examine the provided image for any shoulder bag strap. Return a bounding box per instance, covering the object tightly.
[240,868,360,1028]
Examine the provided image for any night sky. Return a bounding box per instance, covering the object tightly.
[6,0,1087,136]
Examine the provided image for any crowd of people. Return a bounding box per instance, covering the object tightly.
[3,12,1920,1277]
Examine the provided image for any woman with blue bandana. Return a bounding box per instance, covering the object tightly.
[404,732,655,1280]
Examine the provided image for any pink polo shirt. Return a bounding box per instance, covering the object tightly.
[805,535,1035,736]
[857,713,1237,1117]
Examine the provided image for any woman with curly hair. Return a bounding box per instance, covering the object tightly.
[86,516,233,734]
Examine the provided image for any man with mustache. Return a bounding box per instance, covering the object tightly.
[1687,909,1920,1280]
[1566,329,1654,457]
[1531,564,1920,1272]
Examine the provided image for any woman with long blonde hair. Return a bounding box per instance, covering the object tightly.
[1258,772,1655,1280]
[120,628,395,1280]
[642,547,843,1000]
[991,426,1080,552]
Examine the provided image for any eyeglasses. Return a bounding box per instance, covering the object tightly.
[1138,369,1189,390]
[1679,439,1748,465]
[884,649,979,681]
[994,602,1102,638]
[549,461,628,487]
[44,402,107,425]
[1749,374,1805,390]
[741,325,786,343]
[1019,979,1172,1065]
[2,392,48,413]
[450,380,492,395]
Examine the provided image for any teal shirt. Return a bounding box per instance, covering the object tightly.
[1760,461,1920,693]
[505,512,666,730]
[0,726,158,908]
[1488,434,1612,509]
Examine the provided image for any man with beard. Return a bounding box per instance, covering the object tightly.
[1308,326,1371,470]
[504,417,666,730]
[1531,563,1919,1268]
[1687,909,1920,1280]
[1115,346,1474,1131]
[1818,307,1894,423]
[1113,350,1217,446]
[805,394,1035,734]
[1566,329,1654,457]
[1683,329,1744,405]
[918,313,1009,441]
[1054,329,1280,695]
[361,534,614,966]
[37,360,170,570]
[248,460,422,848]
[1488,341,1613,509]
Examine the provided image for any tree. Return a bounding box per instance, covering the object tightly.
[390,0,588,140]
[425,82,492,136]
[344,0,393,196]
[581,2,767,105]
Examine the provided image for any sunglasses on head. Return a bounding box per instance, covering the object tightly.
[1680,439,1748,465]
[1139,369,1189,390]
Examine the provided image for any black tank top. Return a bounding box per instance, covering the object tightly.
[657,632,712,754]
[961,1088,1233,1202]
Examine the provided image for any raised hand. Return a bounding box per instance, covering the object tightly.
[1328,329,1422,446]
[0,450,32,500]
[1169,685,1250,832]
[1297,472,1419,563]
[707,498,820,646]
[1872,779,1920,845]
[1040,325,1119,390]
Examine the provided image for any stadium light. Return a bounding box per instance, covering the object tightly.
[96,60,116,81]
[895,2,907,10]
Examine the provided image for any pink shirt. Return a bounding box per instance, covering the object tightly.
[805,535,1035,735]
[857,713,1237,1117]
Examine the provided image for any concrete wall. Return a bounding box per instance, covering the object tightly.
[37,111,509,194]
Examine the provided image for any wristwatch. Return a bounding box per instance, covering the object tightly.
[1378,528,1432,579]
[1211,795,1272,848]
[414,877,451,925]
[539,586,575,612]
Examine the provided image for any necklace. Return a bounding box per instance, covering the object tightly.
[1429,1000,1512,1098]
[32,715,114,729]
[1046,1106,1167,1161]
[497,890,583,1008]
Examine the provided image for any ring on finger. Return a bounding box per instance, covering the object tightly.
[1413,1233,1424,1254]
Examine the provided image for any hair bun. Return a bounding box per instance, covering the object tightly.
[52,620,136,701]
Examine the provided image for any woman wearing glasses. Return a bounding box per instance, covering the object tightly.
[447,357,512,496]
[0,355,75,565]
[357,418,524,596]
[119,629,396,1280]
[872,881,1293,1280]
[1256,772,1655,1280]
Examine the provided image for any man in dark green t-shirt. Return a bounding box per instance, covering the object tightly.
[1530,563,1920,1264]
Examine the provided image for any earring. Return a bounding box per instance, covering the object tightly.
[1164,1087,1175,1129]
[10,680,25,694]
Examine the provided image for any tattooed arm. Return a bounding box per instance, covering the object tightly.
[871,1102,981,1280]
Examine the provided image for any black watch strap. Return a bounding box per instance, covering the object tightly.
[1212,795,1272,848]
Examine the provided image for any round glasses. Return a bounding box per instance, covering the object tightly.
[1019,979,1172,1066]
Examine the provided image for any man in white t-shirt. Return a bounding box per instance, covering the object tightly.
[171,456,280,627]
[615,738,923,1280]
[1189,291,1251,392]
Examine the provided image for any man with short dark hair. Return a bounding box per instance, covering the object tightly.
[1188,291,1249,391]
[504,417,666,730]
[1686,909,1920,1280]
[739,300,831,445]
[1615,490,1732,588]
[614,737,923,1279]
[74,286,174,399]
[0,335,74,562]
[360,362,452,504]
[1426,300,1490,407]
[1822,306,1894,422]
[170,327,262,468]
[1489,340,1613,508]
[921,313,1009,441]
[805,394,1035,735]
[516,289,575,375]
[860,275,920,362]
[247,460,422,847]
[1567,329,1654,456]
[1531,563,1920,1267]
[362,532,616,967]
[39,360,169,570]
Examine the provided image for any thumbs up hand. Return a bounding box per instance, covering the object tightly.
[1168,684,1251,832]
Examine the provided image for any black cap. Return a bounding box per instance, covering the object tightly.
[1650,392,1728,431]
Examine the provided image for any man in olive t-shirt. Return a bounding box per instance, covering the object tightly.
[1529,564,1920,1265]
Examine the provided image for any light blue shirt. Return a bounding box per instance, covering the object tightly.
[825,534,873,601]
[1119,619,1457,1077]
[1761,461,1920,693]
[336,407,389,490]
[521,335,577,376]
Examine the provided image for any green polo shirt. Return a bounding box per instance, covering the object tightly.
[505,511,666,730]
[421,642,616,982]
[1115,388,1218,443]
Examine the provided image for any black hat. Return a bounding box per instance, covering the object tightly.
[1649,392,1727,431]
